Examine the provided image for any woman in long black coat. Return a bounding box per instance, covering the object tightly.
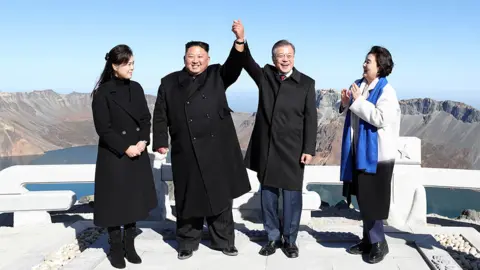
[91,44,157,269]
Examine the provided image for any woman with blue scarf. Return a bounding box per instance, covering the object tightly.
[339,46,400,264]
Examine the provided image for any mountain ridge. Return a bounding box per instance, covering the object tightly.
[0,89,478,170]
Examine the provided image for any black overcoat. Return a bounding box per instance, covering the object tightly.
[92,77,157,227]
[243,42,318,191]
[152,44,251,218]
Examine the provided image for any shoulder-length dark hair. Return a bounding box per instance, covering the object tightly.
[91,44,133,97]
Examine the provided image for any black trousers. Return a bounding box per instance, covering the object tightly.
[176,202,234,250]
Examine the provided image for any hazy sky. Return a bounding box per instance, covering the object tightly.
[1,0,479,108]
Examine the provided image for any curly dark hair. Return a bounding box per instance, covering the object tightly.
[367,46,394,77]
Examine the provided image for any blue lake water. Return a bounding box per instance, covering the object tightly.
[1,145,478,218]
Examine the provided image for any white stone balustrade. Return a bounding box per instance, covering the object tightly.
[1,135,480,230]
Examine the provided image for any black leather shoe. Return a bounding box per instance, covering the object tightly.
[177,250,193,260]
[282,242,299,258]
[222,246,238,256]
[259,240,282,256]
[368,241,389,264]
[347,239,372,255]
[177,246,198,260]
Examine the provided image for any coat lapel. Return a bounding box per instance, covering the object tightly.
[189,70,207,98]
[109,85,141,123]
[177,68,208,100]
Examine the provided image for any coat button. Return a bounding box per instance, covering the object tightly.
[206,113,210,118]
[192,137,196,141]
[189,118,193,122]
[122,131,126,135]
[211,133,215,137]
[186,101,190,105]
[136,127,140,131]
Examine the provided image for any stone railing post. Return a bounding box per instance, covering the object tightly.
[147,133,172,221]
[232,168,321,225]
[386,137,427,228]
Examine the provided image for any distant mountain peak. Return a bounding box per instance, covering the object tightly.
[400,98,480,123]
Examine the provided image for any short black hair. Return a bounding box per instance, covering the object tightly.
[367,46,394,77]
[185,41,209,53]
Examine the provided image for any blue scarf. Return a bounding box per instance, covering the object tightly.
[340,77,388,182]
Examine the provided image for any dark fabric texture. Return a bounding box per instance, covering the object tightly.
[92,77,157,227]
[242,42,317,191]
[152,43,251,218]
[176,202,235,250]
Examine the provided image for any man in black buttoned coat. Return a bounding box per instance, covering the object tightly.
[152,20,251,260]
[243,38,318,258]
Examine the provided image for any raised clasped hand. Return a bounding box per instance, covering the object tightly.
[232,19,244,41]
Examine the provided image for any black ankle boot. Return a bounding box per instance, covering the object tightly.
[108,227,126,269]
[123,224,142,264]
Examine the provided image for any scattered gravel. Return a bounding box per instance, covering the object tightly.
[31,227,106,270]
[434,233,480,270]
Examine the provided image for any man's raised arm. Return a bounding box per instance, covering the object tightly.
[219,20,246,89]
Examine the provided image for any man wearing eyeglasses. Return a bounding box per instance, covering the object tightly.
[242,38,317,258]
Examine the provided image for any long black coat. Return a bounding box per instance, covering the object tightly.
[243,43,318,191]
[152,44,251,218]
[92,77,157,227]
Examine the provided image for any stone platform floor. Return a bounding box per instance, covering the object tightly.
[2,220,480,269]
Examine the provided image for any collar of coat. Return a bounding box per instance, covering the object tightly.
[177,66,208,87]
[265,64,301,84]
[109,76,131,93]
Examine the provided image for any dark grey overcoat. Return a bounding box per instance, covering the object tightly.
[242,42,318,191]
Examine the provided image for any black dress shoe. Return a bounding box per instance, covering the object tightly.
[259,240,282,256]
[282,242,299,258]
[177,246,198,260]
[177,250,193,260]
[347,239,372,255]
[222,246,238,256]
[368,241,389,264]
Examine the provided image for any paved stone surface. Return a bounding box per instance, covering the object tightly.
[3,221,480,269]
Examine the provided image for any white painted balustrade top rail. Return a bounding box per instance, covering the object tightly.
[418,168,480,190]
[0,164,96,194]
[1,135,480,229]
